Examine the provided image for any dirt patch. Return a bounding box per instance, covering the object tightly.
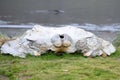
[19,75,32,80]
[0,75,9,80]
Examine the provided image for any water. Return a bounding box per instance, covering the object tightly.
[0,0,120,41]
[0,0,120,25]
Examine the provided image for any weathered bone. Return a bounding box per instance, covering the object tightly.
[0,25,116,58]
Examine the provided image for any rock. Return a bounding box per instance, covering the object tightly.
[0,25,116,58]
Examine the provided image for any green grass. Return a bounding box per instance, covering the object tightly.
[0,49,120,80]
[0,33,120,80]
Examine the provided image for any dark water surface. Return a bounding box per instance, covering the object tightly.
[0,0,120,25]
[0,0,120,41]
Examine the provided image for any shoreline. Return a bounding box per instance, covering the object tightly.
[0,27,119,42]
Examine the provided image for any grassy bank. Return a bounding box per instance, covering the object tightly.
[0,33,120,80]
[0,49,120,80]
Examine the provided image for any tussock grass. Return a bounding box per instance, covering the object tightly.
[0,33,9,39]
[0,49,120,80]
[0,33,9,47]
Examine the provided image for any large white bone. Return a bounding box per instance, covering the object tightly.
[0,25,116,58]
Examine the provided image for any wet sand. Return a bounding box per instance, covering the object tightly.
[91,31,118,42]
